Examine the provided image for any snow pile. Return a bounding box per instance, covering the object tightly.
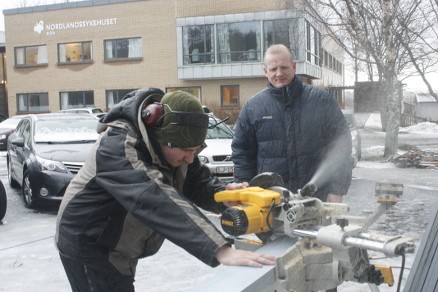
[399,122,438,134]
[364,114,438,135]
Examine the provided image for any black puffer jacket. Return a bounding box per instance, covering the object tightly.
[232,77,353,199]
[56,88,228,276]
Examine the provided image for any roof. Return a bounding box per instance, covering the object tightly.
[416,92,438,103]
[3,0,140,16]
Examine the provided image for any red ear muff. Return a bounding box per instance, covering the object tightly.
[142,102,164,127]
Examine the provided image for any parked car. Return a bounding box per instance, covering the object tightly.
[0,115,26,151]
[198,115,234,182]
[0,181,6,221]
[58,107,106,118]
[342,110,362,166]
[7,113,99,208]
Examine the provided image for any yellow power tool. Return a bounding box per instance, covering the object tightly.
[214,186,281,236]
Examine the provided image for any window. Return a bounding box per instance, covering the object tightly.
[183,25,214,65]
[58,42,92,63]
[264,19,301,60]
[217,22,260,63]
[305,21,321,65]
[104,38,142,60]
[15,45,48,66]
[106,89,137,109]
[179,14,331,71]
[15,119,32,146]
[60,91,94,109]
[17,93,49,112]
[166,87,202,99]
[221,85,239,107]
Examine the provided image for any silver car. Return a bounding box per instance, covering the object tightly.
[58,107,106,118]
[198,115,234,182]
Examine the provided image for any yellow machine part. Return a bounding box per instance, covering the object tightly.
[214,187,282,207]
[374,264,395,286]
[216,187,281,236]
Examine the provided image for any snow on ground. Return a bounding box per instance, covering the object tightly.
[361,113,438,161]
[364,113,438,135]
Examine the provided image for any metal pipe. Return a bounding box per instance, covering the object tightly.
[292,229,318,238]
[343,237,386,252]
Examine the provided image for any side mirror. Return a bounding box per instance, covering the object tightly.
[11,137,25,147]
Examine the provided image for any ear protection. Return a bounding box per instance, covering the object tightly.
[141,102,210,128]
[141,102,165,127]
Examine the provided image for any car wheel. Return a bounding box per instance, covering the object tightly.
[0,181,6,221]
[22,170,36,209]
[7,158,19,188]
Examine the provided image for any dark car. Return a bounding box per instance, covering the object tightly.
[0,181,6,221]
[0,115,26,151]
[7,113,99,208]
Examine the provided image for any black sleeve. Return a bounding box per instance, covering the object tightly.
[183,157,227,214]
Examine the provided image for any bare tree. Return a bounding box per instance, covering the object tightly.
[396,0,438,100]
[286,0,438,158]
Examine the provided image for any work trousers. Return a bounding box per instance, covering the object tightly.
[60,254,135,292]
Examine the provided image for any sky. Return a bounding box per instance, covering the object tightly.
[0,1,17,30]
[0,0,68,30]
[0,1,436,91]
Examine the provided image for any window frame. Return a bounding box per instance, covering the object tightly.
[305,20,321,66]
[220,85,240,108]
[216,21,261,63]
[16,92,49,113]
[106,89,137,110]
[58,41,93,64]
[59,91,95,110]
[182,25,215,65]
[165,87,202,100]
[14,45,48,67]
[104,37,143,61]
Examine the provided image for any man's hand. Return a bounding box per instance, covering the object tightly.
[222,182,249,207]
[225,182,249,190]
[327,193,342,203]
[215,245,276,267]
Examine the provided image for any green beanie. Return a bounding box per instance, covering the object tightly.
[152,91,209,148]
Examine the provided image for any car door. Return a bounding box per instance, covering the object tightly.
[9,119,31,184]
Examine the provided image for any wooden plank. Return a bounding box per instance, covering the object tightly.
[189,236,298,292]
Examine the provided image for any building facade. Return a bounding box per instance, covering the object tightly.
[4,0,345,122]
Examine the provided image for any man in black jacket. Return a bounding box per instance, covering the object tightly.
[56,89,275,292]
[232,44,353,202]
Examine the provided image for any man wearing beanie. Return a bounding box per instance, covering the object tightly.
[55,88,275,292]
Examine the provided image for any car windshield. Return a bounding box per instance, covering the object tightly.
[206,119,234,139]
[34,119,98,143]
